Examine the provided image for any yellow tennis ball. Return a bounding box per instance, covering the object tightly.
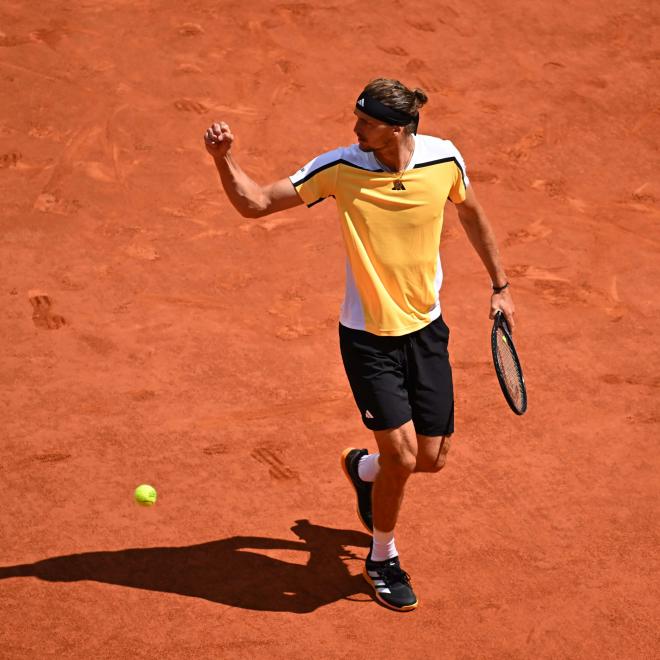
[134,484,157,506]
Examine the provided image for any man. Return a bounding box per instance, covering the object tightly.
[204,78,515,612]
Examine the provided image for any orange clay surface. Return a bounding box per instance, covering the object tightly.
[1,1,659,658]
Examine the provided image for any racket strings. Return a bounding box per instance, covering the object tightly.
[495,328,524,408]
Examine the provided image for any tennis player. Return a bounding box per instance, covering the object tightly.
[204,78,515,612]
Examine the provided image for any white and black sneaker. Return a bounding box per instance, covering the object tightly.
[363,552,418,612]
[340,447,373,532]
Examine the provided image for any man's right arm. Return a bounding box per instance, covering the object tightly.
[204,121,303,219]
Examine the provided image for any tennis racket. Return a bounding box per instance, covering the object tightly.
[491,311,527,415]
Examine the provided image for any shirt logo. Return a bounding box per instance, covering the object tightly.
[392,180,406,191]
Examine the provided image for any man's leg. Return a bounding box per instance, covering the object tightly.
[361,419,419,611]
[371,420,418,532]
[414,433,452,473]
[343,431,452,533]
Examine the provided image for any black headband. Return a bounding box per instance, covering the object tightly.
[355,93,419,133]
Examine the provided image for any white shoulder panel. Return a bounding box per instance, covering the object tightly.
[414,134,469,186]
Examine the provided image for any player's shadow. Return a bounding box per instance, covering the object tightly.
[0,520,371,613]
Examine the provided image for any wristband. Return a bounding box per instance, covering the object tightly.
[492,281,509,293]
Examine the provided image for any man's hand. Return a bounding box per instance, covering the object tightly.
[490,287,515,332]
[204,121,234,158]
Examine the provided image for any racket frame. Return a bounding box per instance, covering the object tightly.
[491,311,527,415]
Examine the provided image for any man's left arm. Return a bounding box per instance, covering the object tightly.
[455,185,516,330]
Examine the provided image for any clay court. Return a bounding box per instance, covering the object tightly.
[1,0,659,657]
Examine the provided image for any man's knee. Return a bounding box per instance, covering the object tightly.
[379,449,417,478]
[426,453,448,473]
[416,435,452,473]
[373,421,418,479]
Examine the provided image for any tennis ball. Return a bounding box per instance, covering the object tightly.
[134,484,157,506]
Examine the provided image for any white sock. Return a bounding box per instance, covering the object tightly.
[357,453,380,482]
[371,527,398,562]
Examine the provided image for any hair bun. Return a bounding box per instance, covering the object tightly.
[412,88,428,108]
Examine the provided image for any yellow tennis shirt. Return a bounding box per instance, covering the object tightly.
[290,135,469,336]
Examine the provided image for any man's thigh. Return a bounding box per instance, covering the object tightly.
[407,316,455,437]
[339,324,412,431]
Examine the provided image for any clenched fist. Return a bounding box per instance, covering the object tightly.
[204,122,234,158]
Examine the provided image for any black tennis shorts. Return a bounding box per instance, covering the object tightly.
[339,315,454,436]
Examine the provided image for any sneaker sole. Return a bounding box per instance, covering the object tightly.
[362,565,419,612]
[340,447,372,533]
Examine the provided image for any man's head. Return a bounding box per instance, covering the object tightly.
[353,78,428,152]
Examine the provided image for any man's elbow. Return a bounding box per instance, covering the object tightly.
[240,207,263,219]
[240,193,271,219]
[242,203,274,219]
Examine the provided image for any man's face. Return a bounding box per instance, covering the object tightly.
[353,109,397,152]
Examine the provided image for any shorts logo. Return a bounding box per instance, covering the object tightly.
[357,98,365,107]
[364,410,374,419]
